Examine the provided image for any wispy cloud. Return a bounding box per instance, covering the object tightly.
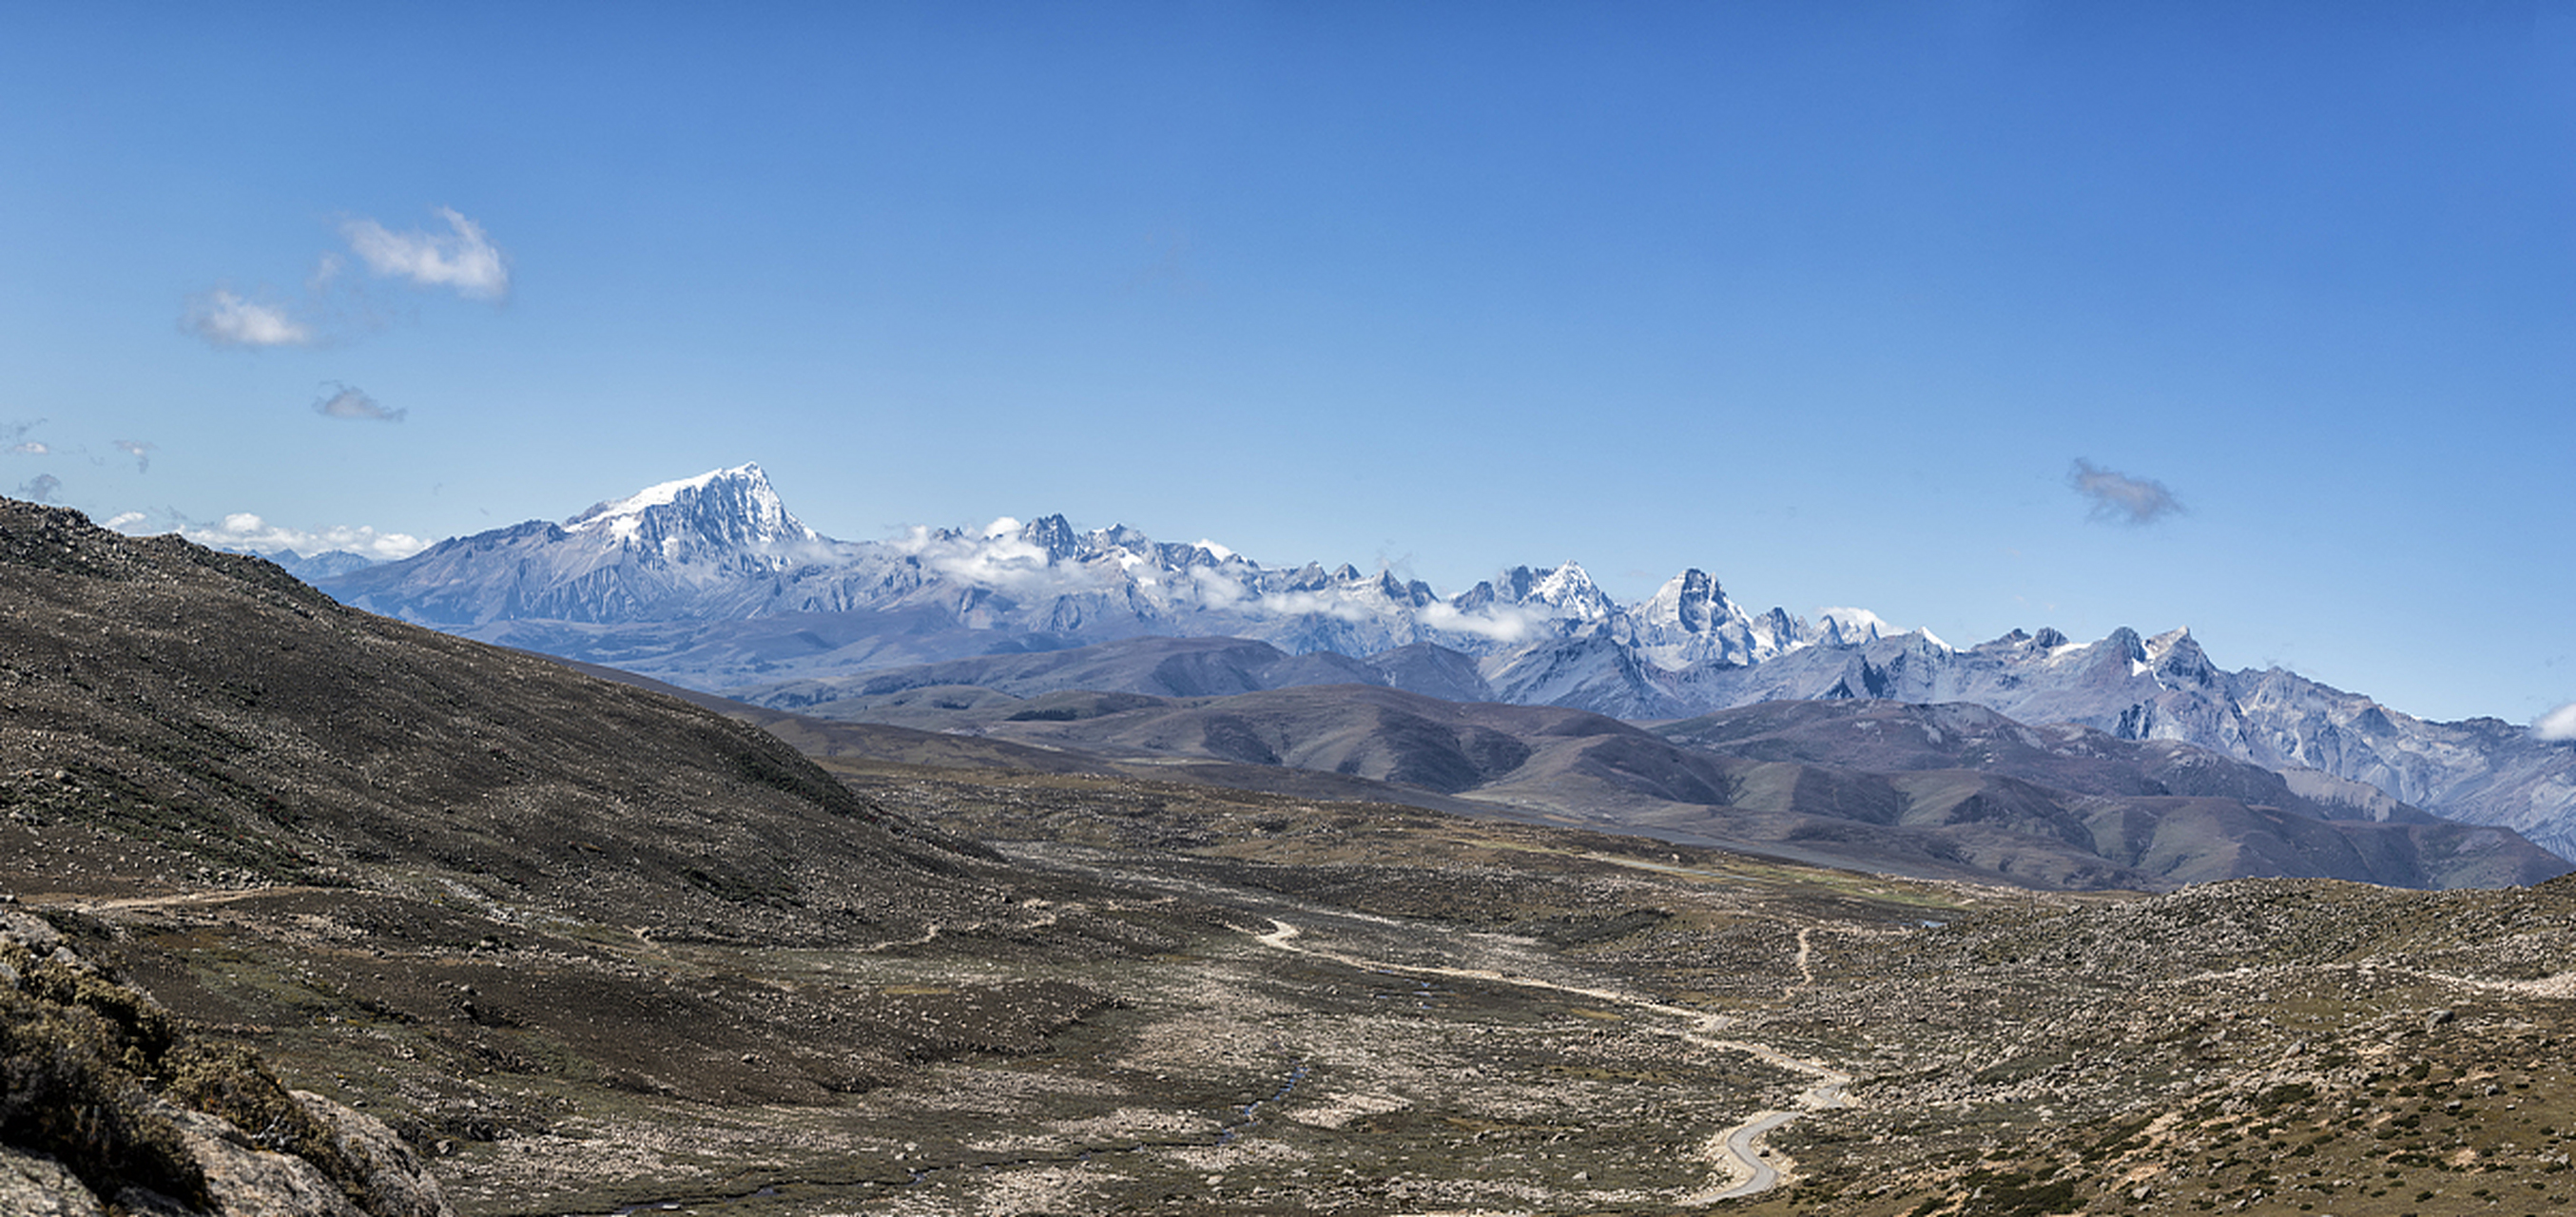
[18,473,62,503]
[1189,564,1250,608]
[917,518,1066,591]
[1415,600,1547,644]
[180,512,427,560]
[342,206,510,300]
[1122,229,1201,296]
[183,206,509,349]
[182,289,316,348]
[114,440,155,473]
[2539,703,2576,742]
[312,382,404,422]
[2068,458,2184,526]
[4,420,52,458]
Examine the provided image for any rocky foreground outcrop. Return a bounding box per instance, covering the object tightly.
[0,909,451,1217]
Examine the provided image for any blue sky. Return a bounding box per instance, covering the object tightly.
[3,1,2570,725]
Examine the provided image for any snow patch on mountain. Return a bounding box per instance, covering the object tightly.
[1817,606,1932,648]
[564,461,822,551]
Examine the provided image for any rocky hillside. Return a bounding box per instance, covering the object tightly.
[0,497,1209,1211]
[1,909,450,1217]
[0,497,1013,946]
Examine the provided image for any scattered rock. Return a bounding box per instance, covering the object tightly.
[0,1146,106,1217]
[1,910,64,954]
[287,1091,452,1217]
[145,1099,369,1217]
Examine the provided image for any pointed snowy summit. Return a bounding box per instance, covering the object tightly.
[562,463,827,555]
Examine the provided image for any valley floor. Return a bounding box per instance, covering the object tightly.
[18,764,2576,1216]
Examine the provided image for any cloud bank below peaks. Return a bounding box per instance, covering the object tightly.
[179,512,427,560]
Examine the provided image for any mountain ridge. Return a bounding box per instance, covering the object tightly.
[714,668,2564,892]
[311,465,2576,855]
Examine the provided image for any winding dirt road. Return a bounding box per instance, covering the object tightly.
[1250,918,1851,1203]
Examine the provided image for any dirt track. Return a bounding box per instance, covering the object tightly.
[1251,916,1853,1202]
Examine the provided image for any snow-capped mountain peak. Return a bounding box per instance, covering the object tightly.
[1016,514,1082,560]
[562,463,823,553]
[1650,569,1729,633]
[314,460,2576,862]
[336,463,1930,675]
[1818,607,1889,647]
[1503,561,1615,620]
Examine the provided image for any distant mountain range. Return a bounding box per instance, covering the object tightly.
[320,464,1897,669]
[726,671,2566,890]
[314,464,2576,858]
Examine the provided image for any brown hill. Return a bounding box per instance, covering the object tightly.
[0,498,1025,946]
[794,679,2566,891]
[1655,698,2423,821]
[0,499,1190,1192]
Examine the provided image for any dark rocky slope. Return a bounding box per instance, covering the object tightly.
[0,499,1195,1210]
[1,909,451,1217]
[0,497,1003,946]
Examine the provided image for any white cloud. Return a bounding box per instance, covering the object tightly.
[114,440,154,473]
[2538,703,2576,742]
[341,206,510,300]
[181,512,427,560]
[103,512,146,531]
[884,520,1084,593]
[2068,458,2184,526]
[183,207,509,348]
[9,441,47,455]
[932,531,1057,589]
[312,382,405,422]
[1189,565,1249,608]
[183,289,315,348]
[1416,600,1546,644]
